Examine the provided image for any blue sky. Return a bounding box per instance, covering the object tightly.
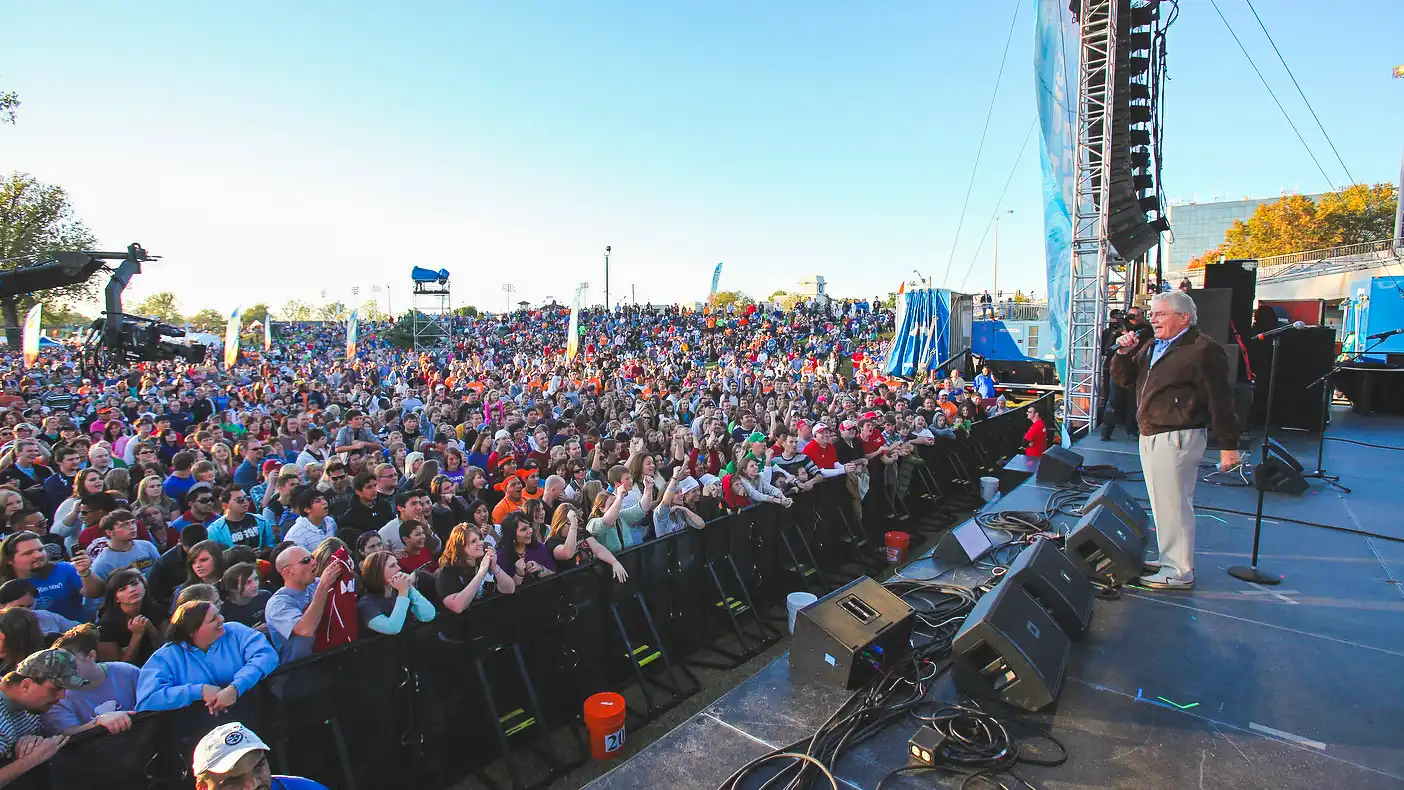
[4,1,1401,314]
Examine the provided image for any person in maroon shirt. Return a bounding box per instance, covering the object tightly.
[397,519,438,574]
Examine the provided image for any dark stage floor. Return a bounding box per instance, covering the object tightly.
[585,409,1404,789]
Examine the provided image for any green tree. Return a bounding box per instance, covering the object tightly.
[41,300,89,328]
[277,300,314,321]
[710,290,753,309]
[453,305,479,318]
[317,301,349,322]
[389,311,442,349]
[359,300,387,321]
[0,173,98,347]
[132,292,183,323]
[244,303,270,327]
[0,79,17,124]
[188,308,226,332]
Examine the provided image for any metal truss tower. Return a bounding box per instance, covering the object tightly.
[1065,0,1120,436]
[411,277,451,352]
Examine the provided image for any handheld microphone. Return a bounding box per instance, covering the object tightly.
[1365,328,1404,341]
[1253,321,1307,341]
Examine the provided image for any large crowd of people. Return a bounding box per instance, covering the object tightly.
[0,297,1042,784]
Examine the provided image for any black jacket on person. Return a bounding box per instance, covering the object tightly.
[338,496,394,534]
[1109,326,1238,450]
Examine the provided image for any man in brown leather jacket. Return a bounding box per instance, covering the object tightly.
[1111,290,1241,590]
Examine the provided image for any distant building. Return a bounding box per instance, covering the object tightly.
[1165,194,1326,270]
[795,276,827,298]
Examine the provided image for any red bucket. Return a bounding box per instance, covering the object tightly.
[584,692,628,760]
[884,531,911,563]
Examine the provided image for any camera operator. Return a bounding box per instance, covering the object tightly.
[1101,306,1153,440]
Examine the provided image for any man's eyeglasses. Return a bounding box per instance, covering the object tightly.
[194,497,214,505]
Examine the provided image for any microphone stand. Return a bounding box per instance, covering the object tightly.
[1229,332,1284,586]
[1302,330,1398,493]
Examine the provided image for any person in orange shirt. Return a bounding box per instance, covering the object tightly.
[936,391,958,423]
[520,468,544,501]
[492,475,528,524]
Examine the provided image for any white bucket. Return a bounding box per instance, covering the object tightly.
[980,476,1000,502]
[787,591,818,635]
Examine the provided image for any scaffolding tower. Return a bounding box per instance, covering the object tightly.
[411,274,451,352]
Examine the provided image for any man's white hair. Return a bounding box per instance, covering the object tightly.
[1150,290,1197,325]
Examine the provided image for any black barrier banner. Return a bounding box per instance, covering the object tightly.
[47,394,1053,790]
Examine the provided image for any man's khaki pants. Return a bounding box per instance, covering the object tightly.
[1138,428,1206,580]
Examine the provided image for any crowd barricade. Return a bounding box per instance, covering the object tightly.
[46,395,1049,790]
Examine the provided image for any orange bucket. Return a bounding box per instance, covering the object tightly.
[884,531,911,563]
[584,692,628,759]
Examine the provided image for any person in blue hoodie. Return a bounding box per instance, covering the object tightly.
[205,488,278,552]
[135,595,278,713]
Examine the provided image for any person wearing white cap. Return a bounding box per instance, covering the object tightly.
[191,721,327,789]
[653,467,707,537]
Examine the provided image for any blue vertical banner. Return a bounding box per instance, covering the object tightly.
[708,262,724,300]
[1036,0,1077,383]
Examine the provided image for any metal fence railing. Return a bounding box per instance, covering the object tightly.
[978,302,1049,321]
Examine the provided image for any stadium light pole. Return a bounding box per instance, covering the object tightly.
[502,283,515,314]
[604,246,611,311]
[993,210,1013,300]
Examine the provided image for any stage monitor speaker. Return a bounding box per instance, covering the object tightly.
[1036,447,1084,486]
[1204,259,1258,341]
[932,520,996,565]
[952,579,1070,711]
[1084,480,1149,541]
[1253,439,1308,494]
[1186,288,1233,345]
[1065,504,1146,587]
[1002,538,1095,637]
[790,577,916,689]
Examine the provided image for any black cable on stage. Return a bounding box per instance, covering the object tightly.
[1324,436,1404,453]
[873,701,1068,790]
[716,585,979,790]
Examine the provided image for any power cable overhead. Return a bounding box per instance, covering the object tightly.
[1242,0,1357,187]
[956,119,1038,292]
[1207,0,1337,192]
[939,0,1024,289]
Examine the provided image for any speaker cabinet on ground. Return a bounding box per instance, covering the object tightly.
[1036,447,1084,486]
[952,580,1070,711]
[1084,480,1150,541]
[1065,504,1146,587]
[1253,439,1309,495]
[1002,538,1095,637]
[789,577,915,689]
[932,520,996,565]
